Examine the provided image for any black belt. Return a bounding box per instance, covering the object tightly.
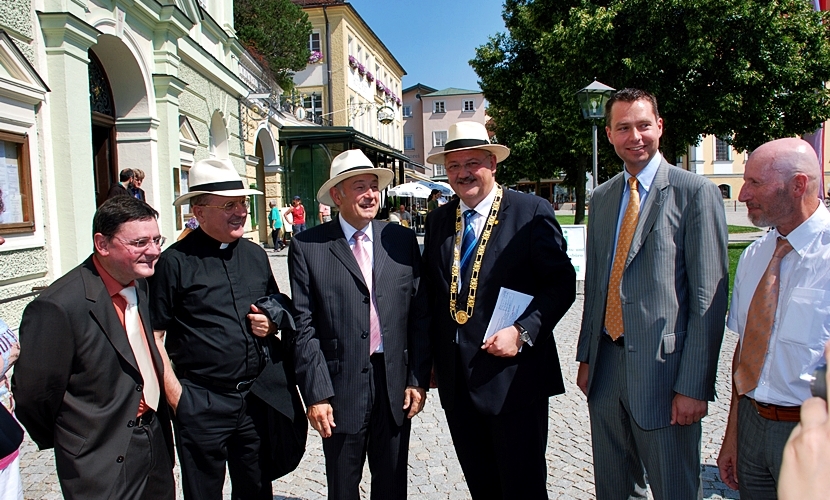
[134,410,155,428]
[603,334,625,347]
[179,370,256,393]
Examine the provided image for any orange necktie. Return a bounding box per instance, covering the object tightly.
[733,237,794,395]
[605,177,640,340]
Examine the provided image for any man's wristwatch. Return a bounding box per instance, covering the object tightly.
[515,322,531,344]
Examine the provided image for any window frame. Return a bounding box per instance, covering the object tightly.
[433,101,446,114]
[463,99,475,112]
[309,32,321,53]
[433,130,448,147]
[404,134,414,150]
[715,137,732,162]
[433,164,446,176]
[402,105,412,118]
[0,131,35,234]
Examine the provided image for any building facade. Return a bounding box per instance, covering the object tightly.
[401,83,436,173]
[0,0,282,325]
[418,87,487,179]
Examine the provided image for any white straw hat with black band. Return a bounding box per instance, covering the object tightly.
[316,149,394,207]
[173,158,262,206]
[426,121,510,165]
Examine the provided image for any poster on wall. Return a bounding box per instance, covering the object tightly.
[560,225,587,281]
[0,141,23,224]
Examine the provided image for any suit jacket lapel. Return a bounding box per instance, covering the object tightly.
[596,174,626,279]
[327,216,368,291]
[83,261,140,374]
[626,160,670,266]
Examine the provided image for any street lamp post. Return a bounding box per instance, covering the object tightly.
[576,80,615,191]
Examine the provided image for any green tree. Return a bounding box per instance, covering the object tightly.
[234,0,313,90]
[473,0,830,223]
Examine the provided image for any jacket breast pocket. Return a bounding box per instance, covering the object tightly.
[54,422,87,457]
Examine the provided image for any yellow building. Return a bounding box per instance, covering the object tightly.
[280,0,414,226]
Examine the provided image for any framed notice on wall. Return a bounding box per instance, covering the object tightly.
[0,132,34,233]
[560,225,587,281]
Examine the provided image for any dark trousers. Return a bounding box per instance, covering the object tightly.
[173,380,273,500]
[444,350,549,500]
[111,412,175,500]
[736,396,797,500]
[322,354,411,500]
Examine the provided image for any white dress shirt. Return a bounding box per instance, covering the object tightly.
[727,202,830,406]
[340,218,383,353]
[612,152,662,254]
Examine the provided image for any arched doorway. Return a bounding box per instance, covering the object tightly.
[89,50,117,208]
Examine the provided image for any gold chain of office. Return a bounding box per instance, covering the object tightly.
[449,185,503,325]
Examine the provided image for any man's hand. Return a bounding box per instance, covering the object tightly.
[717,420,739,490]
[576,362,589,397]
[481,325,521,357]
[779,341,830,500]
[248,304,276,338]
[154,329,183,414]
[671,393,707,425]
[307,400,336,438]
[403,386,426,418]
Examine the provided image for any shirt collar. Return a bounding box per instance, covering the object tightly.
[339,217,373,243]
[92,254,135,297]
[460,182,499,217]
[623,152,662,193]
[774,202,830,256]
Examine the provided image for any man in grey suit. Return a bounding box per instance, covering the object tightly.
[576,88,729,499]
[289,149,430,500]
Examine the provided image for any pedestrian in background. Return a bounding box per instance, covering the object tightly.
[576,88,728,500]
[268,200,285,251]
[717,138,830,497]
[131,168,147,202]
[0,190,23,500]
[318,202,332,223]
[289,195,307,233]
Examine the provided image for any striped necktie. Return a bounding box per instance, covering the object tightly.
[459,209,478,278]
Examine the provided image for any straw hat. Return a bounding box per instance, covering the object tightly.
[173,159,262,206]
[316,149,394,207]
[426,121,510,165]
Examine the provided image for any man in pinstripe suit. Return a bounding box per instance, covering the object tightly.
[289,149,430,500]
[576,88,729,499]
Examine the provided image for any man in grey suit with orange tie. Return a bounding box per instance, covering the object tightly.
[289,149,430,500]
[576,88,729,499]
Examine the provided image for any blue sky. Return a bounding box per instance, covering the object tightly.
[345,0,507,92]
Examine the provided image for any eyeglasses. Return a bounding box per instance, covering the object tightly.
[445,156,492,174]
[114,235,166,250]
[198,199,251,213]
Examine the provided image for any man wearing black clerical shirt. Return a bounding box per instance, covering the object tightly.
[149,159,280,499]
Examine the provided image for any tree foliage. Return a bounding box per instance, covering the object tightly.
[473,0,830,222]
[235,0,313,90]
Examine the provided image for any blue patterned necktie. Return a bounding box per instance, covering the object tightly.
[459,209,478,278]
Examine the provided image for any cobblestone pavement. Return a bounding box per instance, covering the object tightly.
[18,248,741,499]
